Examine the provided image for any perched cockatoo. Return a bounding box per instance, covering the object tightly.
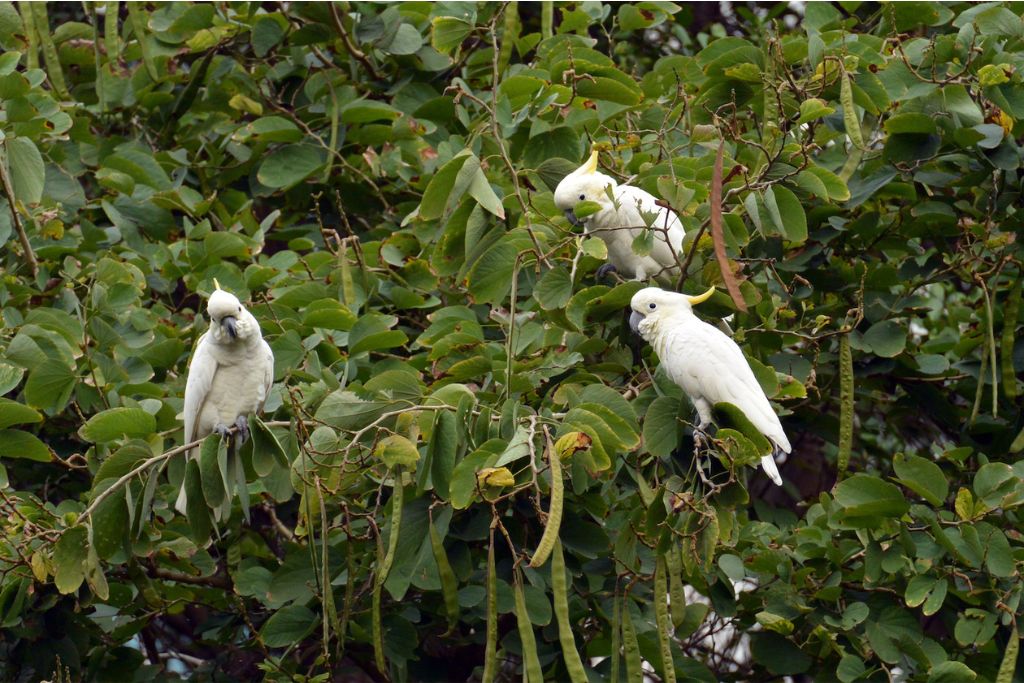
[554,149,687,281]
[175,281,275,514]
[629,287,787,486]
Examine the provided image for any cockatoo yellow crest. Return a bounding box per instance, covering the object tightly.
[629,287,787,485]
[554,149,687,281]
[175,284,275,514]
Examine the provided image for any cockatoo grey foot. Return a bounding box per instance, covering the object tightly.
[214,423,231,440]
[596,263,618,281]
[234,415,250,444]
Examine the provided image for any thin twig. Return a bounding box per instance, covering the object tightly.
[328,3,383,81]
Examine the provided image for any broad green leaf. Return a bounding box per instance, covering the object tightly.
[419,152,473,220]
[863,320,906,358]
[763,185,807,243]
[643,396,681,458]
[7,137,45,204]
[260,604,317,647]
[24,359,76,413]
[466,240,518,305]
[0,398,42,429]
[91,483,128,560]
[834,474,909,520]
[257,144,325,189]
[79,408,156,443]
[0,429,51,461]
[53,526,88,595]
[893,453,948,506]
[431,16,472,54]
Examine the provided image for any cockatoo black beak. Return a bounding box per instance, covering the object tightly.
[222,316,238,339]
[629,311,643,334]
[563,208,582,227]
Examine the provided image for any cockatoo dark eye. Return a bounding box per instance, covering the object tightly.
[648,303,657,310]
[578,194,585,200]
[237,306,241,312]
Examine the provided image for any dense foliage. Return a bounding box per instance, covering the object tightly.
[2,1,1024,681]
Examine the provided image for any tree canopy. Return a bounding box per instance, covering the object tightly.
[2,1,1024,681]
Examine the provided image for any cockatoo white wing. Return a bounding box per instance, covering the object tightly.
[595,184,685,280]
[259,339,274,410]
[663,320,791,453]
[183,332,216,446]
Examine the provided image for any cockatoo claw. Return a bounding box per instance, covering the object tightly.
[234,415,250,444]
[596,263,618,281]
[214,423,230,440]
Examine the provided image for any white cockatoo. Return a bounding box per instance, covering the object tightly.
[629,287,787,486]
[553,149,687,281]
[175,281,275,514]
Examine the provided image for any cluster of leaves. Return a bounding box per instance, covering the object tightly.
[1,1,1024,681]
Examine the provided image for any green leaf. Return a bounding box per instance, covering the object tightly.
[468,167,505,219]
[884,112,937,135]
[431,16,472,54]
[750,632,811,675]
[24,358,76,413]
[384,23,423,56]
[185,459,210,543]
[53,526,88,595]
[466,240,518,305]
[834,474,910,520]
[339,99,400,124]
[797,98,835,124]
[251,15,285,57]
[450,439,505,510]
[0,398,42,429]
[0,429,52,461]
[764,185,807,243]
[249,415,288,476]
[928,660,977,682]
[893,453,948,506]
[91,483,128,560]
[79,408,156,443]
[419,153,473,220]
[643,396,681,458]
[375,435,420,468]
[256,144,325,189]
[6,137,45,205]
[198,434,226,508]
[863,320,906,358]
[533,266,573,311]
[260,604,317,647]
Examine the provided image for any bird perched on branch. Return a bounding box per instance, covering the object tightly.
[629,286,787,486]
[554,149,687,282]
[175,280,275,514]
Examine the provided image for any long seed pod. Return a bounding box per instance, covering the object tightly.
[337,540,355,659]
[19,2,39,70]
[372,580,386,676]
[552,540,586,683]
[665,544,686,627]
[429,518,460,633]
[840,67,865,150]
[377,470,404,587]
[30,4,69,99]
[513,570,543,683]
[610,584,621,683]
[529,438,564,568]
[481,526,498,683]
[654,556,677,683]
[104,2,119,65]
[982,283,999,417]
[996,626,1020,683]
[622,595,643,683]
[1002,274,1022,400]
[497,1,518,77]
[541,1,553,39]
[838,333,854,476]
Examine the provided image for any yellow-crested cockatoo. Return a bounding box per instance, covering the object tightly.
[629,286,787,485]
[554,150,686,281]
[175,281,275,514]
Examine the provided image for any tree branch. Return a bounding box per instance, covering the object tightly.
[328,3,383,81]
